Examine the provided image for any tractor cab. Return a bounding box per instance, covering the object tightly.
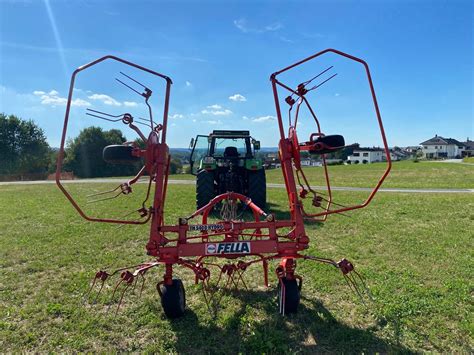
[189,130,261,175]
[189,130,265,209]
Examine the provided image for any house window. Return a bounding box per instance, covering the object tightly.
[458,146,463,149]
[353,153,360,157]
[424,146,428,149]
[363,153,368,157]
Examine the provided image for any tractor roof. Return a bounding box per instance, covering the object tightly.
[210,130,250,137]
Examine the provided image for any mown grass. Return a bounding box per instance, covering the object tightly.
[463,156,474,164]
[167,160,474,189]
[1,182,473,352]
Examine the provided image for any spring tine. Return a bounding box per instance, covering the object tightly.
[115,283,131,316]
[87,191,122,204]
[301,65,334,86]
[308,73,338,92]
[107,279,124,313]
[86,108,123,118]
[237,270,249,291]
[131,275,139,292]
[93,280,106,304]
[345,273,367,306]
[83,277,98,304]
[353,270,374,302]
[139,274,146,297]
[137,116,152,123]
[86,112,122,122]
[116,78,143,97]
[120,71,148,89]
[86,185,121,198]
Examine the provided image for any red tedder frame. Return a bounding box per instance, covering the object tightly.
[57,48,391,316]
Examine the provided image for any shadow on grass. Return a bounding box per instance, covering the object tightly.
[163,288,409,354]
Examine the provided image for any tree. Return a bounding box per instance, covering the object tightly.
[169,158,183,174]
[64,127,140,178]
[0,113,50,175]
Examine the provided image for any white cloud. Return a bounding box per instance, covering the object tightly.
[205,120,223,125]
[265,23,283,31]
[229,94,247,102]
[123,101,138,107]
[234,18,283,34]
[279,36,294,43]
[88,93,121,106]
[242,115,249,120]
[71,98,91,107]
[169,113,184,119]
[252,115,276,123]
[33,89,90,107]
[201,109,232,116]
[201,104,232,116]
[185,81,192,87]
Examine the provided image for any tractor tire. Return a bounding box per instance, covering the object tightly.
[159,279,186,319]
[103,145,140,164]
[196,170,215,209]
[248,169,266,209]
[277,278,300,315]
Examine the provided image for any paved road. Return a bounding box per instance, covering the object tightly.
[1,178,473,194]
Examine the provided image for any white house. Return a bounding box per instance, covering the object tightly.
[348,148,384,164]
[420,135,466,159]
[300,159,322,167]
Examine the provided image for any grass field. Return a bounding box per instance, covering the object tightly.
[1,174,473,352]
[170,160,474,189]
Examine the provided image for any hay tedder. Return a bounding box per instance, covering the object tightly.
[56,49,391,317]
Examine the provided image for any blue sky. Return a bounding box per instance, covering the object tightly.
[0,0,472,148]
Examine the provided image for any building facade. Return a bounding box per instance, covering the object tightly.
[348,148,384,164]
[420,135,465,159]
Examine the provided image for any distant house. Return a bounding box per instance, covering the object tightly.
[462,139,474,157]
[419,135,466,159]
[348,148,384,164]
[389,149,410,161]
[300,158,322,167]
[404,146,421,157]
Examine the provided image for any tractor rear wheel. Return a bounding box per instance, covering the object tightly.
[159,279,186,318]
[277,278,300,315]
[196,170,215,209]
[248,169,266,208]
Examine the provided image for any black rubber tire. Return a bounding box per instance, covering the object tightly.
[309,134,345,155]
[196,170,215,209]
[160,279,186,319]
[248,169,266,208]
[277,278,300,315]
[103,145,140,164]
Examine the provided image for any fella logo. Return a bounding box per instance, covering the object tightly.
[205,242,251,255]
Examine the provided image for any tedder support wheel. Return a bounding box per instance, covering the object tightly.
[277,278,300,315]
[248,169,266,209]
[196,170,215,209]
[159,279,186,318]
[103,145,140,164]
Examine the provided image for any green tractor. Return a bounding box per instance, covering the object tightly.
[189,130,266,210]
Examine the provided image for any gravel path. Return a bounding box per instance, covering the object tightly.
[1,178,472,194]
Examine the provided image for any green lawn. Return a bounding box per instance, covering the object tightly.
[165,160,474,189]
[1,182,473,352]
[263,160,474,189]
